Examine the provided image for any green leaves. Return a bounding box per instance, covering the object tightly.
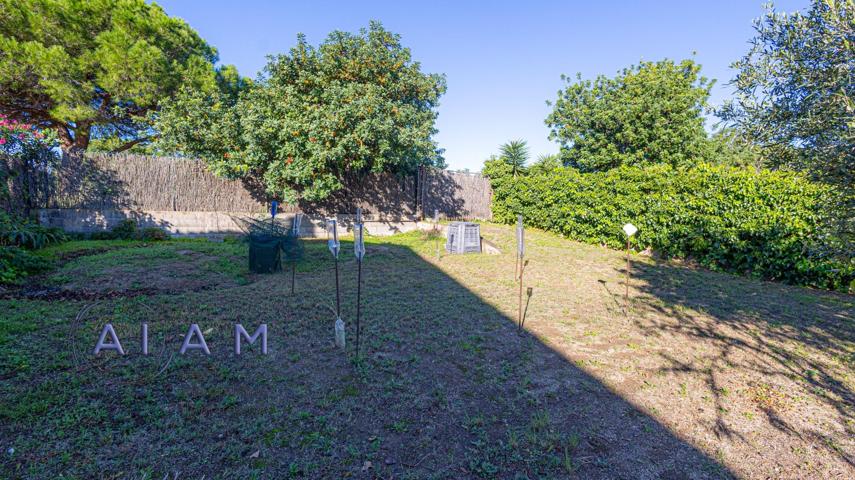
[157,21,446,203]
[0,246,51,284]
[0,212,66,250]
[718,0,854,256]
[485,164,853,292]
[0,0,222,153]
[546,59,713,172]
[498,140,530,177]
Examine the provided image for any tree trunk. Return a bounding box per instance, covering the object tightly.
[57,124,90,155]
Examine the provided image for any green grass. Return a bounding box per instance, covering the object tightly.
[0,225,852,479]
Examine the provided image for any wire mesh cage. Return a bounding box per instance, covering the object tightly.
[445,222,481,254]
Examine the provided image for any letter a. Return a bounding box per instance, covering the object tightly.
[94,324,125,355]
[180,324,211,355]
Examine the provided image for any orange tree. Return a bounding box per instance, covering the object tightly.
[157,22,446,203]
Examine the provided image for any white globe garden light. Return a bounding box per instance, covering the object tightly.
[623,223,638,237]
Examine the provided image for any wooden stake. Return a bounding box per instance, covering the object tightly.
[625,237,631,308]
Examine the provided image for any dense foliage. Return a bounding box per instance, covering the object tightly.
[0,245,50,284]
[157,22,447,203]
[485,162,853,291]
[1,113,59,215]
[0,213,64,249]
[89,219,168,241]
[0,0,229,154]
[0,212,65,283]
[528,154,562,175]
[719,0,853,251]
[546,59,714,172]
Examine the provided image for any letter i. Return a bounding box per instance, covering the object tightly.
[141,323,149,355]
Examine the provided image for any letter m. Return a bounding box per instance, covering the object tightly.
[235,324,268,355]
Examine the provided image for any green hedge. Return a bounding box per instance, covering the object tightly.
[487,162,853,291]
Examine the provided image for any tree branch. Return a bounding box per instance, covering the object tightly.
[111,135,158,153]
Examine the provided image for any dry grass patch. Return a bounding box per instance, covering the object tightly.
[0,225,852,479]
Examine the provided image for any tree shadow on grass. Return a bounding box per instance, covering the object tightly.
[626,260,855,469]
[0,239,734,479]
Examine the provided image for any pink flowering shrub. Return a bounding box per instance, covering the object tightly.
[0,114,46,150]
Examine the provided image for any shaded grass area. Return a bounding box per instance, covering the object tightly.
[0,226,852,479]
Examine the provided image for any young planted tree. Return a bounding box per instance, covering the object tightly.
[0,0,230,154]
[546,59,714,172]
[158,22,447,203]
[499,140,530,177]
[528,153,562,175]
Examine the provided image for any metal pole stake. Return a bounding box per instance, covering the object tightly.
[518,260,527,331]
[334,256,341,319]
[291,262,296,295]
[355,257,362,358]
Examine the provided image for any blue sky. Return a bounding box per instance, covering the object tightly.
[156,0,807,171]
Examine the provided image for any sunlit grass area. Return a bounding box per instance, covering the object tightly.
[1,225,853,478]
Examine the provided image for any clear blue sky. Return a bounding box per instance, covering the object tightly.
[156,0,807,172]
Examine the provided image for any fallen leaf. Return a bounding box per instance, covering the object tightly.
[248,450,259,459]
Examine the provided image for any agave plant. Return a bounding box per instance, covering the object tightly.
[0,212,66,249]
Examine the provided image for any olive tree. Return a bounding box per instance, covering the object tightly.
[719,0,853,247]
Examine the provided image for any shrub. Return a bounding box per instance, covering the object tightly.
[487,163,854,291]
[0,212,66,249]
[140,227,169,241]
[0,212,66,284]
[0,246,51,284]
[88,221,168,241]
[110,219,138,240]
[88,230,116,241]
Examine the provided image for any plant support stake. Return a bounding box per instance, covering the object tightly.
[354,208,366,359]
[434,209,440,260]
[622,223,637,309]
[291,212,302,295]
[516,216,526,332]
[515,215,524,282]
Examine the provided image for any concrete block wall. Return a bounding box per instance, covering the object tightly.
[38,208,422,238]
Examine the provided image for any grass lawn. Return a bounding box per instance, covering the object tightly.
[1,224,853,479]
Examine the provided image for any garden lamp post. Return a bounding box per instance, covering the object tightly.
[328,218,344,349]
[622,223,637,307]
[354,208,366,359]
